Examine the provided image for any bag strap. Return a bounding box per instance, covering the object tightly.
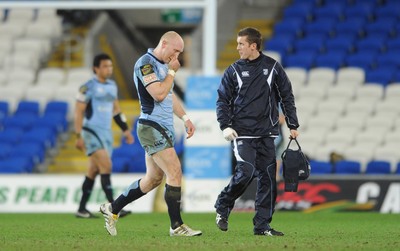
[281,137,301,160]
[284,137,302,151]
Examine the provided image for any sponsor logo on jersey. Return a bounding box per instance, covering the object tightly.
[143,73,157,85]
[241,71,249,77]
[263,69,269,75]
[140,64,157,85]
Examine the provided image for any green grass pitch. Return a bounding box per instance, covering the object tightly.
[1,212,399,251]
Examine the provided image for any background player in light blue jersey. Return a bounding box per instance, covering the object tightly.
[74,53,134,218]
[100,31,202,237]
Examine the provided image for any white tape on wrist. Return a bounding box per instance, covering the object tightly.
[168,69,176,77]
[182,114,190,122]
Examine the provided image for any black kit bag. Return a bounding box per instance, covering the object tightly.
[281,138,311,192]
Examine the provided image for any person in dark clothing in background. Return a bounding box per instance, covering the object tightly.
[214,27,299,236]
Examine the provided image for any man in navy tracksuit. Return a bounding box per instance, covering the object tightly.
[214,27,299,236]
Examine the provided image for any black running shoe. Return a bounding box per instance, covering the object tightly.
[119,209,131,218]
[75,209,99,219]
[216,213,228,231]
[255,228,284,236]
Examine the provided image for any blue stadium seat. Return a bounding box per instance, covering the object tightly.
[44,101,68,118]
[375,3,400,20]
[325,36,356,54]
[396,23,400,37]
[24,127,57,149]
[345,52,377,71]
[344,3,375,21]
[309,160,332,174]
[294,35,325,54]
[335,160,361,174]
[273,19,304,38]
[394,72,400,83]
[353,0,381,5]
[112,143,146,173]
[174,135,184,156]
[43,112,68,132]
[9,142,46,171]
[314,4,344,21]
[264,36,294,56]
[2,113,39,131]
[315,52,346,70]
[284,52,316,70]
[112,144,135,159]
[386,38,400,51]
[335,19,365,38]
[365,68,395,86]
[365,19,397,38]
[15,101,40,117]
[0,128,24,144]
[34,117,58,135]
[0,157,33,173]
[376,53,400,69]
[356,37,387,53]
[0,143,12,160]
[283,4,313,22]
[111,156,130,173]
[304,19,335,37]
[365,160,391,174]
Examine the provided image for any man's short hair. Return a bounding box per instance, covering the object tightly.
[238,27,262,51]
[93,53,112,68]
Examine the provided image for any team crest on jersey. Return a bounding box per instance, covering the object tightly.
[79,85,88,94]
[263,69,269,75]
[140,64,154,75]
[140,64,157,85]
[241,71,249,77]
[76,85,87,102]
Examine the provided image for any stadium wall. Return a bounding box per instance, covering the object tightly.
[1,175,399,214]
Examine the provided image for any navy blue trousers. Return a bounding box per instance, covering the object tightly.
[215,137,277,233]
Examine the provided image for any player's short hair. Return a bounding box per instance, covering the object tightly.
[238,27,262,51]
[93,53,112,69]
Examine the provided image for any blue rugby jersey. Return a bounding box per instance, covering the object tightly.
[76,76,118,130]
[133,48,174,132]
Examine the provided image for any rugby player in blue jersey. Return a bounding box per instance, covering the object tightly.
[100,31,201,237]
[75,53,134,218]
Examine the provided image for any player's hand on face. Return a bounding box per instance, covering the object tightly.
[184,119,195,139]
[123,131,135,144]
[168,56,181,72]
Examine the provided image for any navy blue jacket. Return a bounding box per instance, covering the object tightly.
[216,53,299,137]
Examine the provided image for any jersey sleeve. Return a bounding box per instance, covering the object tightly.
[274,62,300,130]
[138,63,159,87]
[76,83,92,103]
[216,66,236,131]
